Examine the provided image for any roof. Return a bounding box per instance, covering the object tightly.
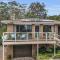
[1,18,60,25]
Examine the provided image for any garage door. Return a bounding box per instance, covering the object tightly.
[13,45,32,58]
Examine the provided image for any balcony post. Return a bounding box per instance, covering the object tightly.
[27,33,28,40]
[7,24,14,32]
[37,44,39,60]
[51,25,54,32]
[55,25,58,34]
[3,33,5,60]
[39,24,43,40]
[46,32,47,42]
[15,32,16,41]
[32,24,35,40]
[3,33,4,42]
[54,43,56,56]
[39,24,43,32]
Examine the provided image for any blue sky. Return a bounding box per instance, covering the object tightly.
[0,0,60,16]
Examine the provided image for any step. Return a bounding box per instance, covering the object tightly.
[13,57,35,60]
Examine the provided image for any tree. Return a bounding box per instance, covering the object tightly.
[8,1,26,19]
[0,2,9,20]
[25,2,47,18]
[47,15,60,21]
[0,1,25,20]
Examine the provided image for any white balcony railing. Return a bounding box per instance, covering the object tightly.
[2,32,55,42]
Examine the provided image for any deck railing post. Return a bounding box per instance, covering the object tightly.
[27,33,28,40]
[54,33,55,40]
[15,32,16,42]
[37,32,38,41]
[3,33,4,42]
[46,32,47,42]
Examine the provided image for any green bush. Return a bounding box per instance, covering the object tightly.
[0,36,2,45]
[53,55,60,59]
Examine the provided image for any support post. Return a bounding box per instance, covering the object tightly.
[54,43,56,56]
[3,33,4,60]
[46,32,47,42]
[37,44,39,60]
[3,44,4,60]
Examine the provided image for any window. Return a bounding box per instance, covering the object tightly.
[35,26,39,32]
[43,25,51,32]
[16,25,32,32]
[16,25,20,32]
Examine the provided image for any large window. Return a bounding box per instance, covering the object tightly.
[43,25,51,32]
[35,26,39,32]
[16,25,32,32]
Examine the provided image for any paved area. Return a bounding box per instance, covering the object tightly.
[0,46,3,60]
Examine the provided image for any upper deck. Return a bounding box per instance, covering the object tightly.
[3,32,57,45]
[1,19,60,45]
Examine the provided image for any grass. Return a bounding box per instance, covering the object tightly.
[37,48,60,60]
[38,53,53,60]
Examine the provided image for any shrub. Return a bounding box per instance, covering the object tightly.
[0,36,2,45]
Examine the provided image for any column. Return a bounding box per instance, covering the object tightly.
[54,43,56,56]
[4,45,13,60]
[51,25,55,39]
[37,44,39,60]
[32,24,35,40]
[51,25,54,32]
[55,25,58,34]
[39,24,43,32]
[7,24,14,32]
[32,45,37,58]
[39,24,43,39]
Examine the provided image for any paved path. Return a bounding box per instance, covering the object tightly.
[0,46,3,60]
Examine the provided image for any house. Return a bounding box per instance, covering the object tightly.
[1,18,60,60]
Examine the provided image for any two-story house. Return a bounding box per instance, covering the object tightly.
[1,18,60,60]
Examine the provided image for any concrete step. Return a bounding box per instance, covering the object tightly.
[13,57,35,60]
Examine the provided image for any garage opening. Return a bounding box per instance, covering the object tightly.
[13,45,32,58]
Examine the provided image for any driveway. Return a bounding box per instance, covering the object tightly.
[0,46,3,60]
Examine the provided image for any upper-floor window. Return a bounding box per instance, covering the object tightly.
[35,26,39,32]
[16,25,32,32]
[43,25,51,32]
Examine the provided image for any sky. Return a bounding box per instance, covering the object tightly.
[0,0,60,16]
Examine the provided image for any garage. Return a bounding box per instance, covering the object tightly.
[13,45,32,58]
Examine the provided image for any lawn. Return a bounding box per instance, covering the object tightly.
[37,46,60,60]
[38,52,60,60]
[38,53,53,60]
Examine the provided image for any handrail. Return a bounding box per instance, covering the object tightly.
[3,32,55,42]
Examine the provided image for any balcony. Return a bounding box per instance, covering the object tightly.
[2,32,56,45]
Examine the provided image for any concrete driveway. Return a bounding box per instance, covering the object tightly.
[0,46,3,60]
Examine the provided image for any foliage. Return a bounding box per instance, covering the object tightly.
[0,1,25,20]
[0,25,6,42]
[25,2,47,18]
[47,15,60,21]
